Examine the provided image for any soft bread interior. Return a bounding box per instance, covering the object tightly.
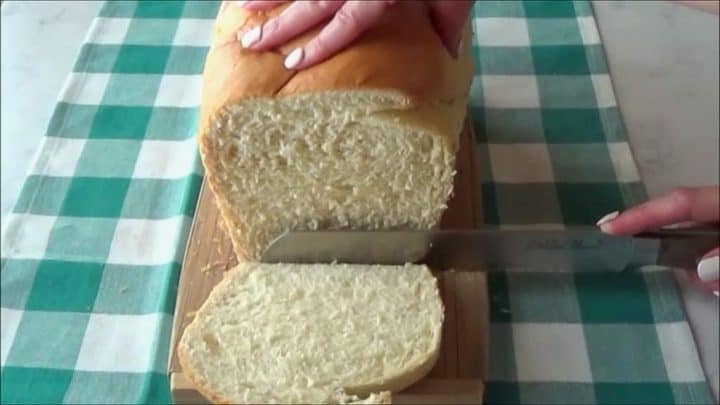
[203,91,464,260]
[178,263,444,404]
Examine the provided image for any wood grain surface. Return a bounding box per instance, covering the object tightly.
[168,115,488,404]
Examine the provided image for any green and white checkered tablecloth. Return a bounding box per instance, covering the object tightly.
[0,1,714,404]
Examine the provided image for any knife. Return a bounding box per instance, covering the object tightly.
[261,227,719,272]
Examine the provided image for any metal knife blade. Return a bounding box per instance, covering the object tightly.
[261,227,719,272]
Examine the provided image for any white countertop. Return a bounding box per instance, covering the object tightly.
[2,0,718,399]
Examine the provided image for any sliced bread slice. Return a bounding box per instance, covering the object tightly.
[178,262,444,404]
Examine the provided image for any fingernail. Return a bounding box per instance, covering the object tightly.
[714,291,719,297]
[284,48,303,70]
[240,25,261,48]
[596,211,620,227]
[697,256,719,282]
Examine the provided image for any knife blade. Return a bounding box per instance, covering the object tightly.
[261,227,719,272]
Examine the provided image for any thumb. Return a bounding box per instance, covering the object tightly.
[428,0,474,57]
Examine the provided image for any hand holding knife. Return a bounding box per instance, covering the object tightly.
[596,187,718,295]
[262,187,719,296]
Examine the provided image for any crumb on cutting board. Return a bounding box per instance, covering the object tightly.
[201,261,231,274]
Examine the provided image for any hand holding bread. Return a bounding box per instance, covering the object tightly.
[201,0,474,260]
[237,0,475,69]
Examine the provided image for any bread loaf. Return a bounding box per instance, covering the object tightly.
[198,2,474,260]
[178,263,444,404]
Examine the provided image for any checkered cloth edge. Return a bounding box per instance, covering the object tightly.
[0,1,714,404]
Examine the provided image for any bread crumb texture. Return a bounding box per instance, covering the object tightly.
[178,263,443,404]
[204,92,463,260]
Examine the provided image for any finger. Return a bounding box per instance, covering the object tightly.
[237,0,288,11]
[428,0,474,57]
[597,186,720,235]
[241,1,344,50]
[284,0,396,70]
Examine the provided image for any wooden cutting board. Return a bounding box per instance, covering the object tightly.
[168,115,488,404]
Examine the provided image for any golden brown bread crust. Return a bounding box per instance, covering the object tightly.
[202,1,473,105]
[198,1,474,261]
[199,1,474,137]
[200,0,474,135]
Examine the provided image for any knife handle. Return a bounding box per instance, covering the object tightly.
[636,228,719,269]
